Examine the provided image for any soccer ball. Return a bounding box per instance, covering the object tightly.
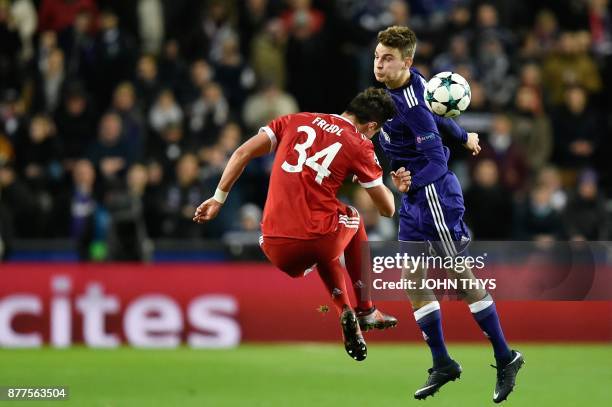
[424,72,471,118]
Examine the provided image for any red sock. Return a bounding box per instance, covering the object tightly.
[317,260,352,315]
[343,218,373,310]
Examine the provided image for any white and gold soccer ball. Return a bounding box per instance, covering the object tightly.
[424,72,471,118]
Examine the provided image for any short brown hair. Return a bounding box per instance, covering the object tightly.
[377,26,417,58]
[345,87,396,126]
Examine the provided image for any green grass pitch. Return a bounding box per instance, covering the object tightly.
[0,344,610,406]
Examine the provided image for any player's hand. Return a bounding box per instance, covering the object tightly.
[193,198,222,223]
[390,167,411,193]
[464,132,481,156]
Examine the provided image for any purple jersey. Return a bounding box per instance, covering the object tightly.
[379,68,468,190]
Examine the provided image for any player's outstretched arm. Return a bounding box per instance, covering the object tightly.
[193,131,272,223]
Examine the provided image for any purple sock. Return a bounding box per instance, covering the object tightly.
[415,302,451,368]
[470,294,512,364]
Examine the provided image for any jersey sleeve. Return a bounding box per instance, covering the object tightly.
[353,140,383,188]
[400,98,449,189]
[259,114,292,153]
[434,115,468,144]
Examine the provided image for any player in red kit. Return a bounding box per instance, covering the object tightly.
[193,88,411,361]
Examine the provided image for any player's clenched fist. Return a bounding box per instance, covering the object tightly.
[390,167,411,193]
[193,198,222,223]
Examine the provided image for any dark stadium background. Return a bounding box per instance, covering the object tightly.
[0,1,610,406]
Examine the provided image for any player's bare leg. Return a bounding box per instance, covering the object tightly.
[317,259,367,361]
[402,260,462,399]
[445,264,524,403]
[343,210,397,331]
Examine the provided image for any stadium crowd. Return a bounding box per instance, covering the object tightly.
[0,0,610,260]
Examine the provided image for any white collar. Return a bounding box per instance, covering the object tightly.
[331,113,357,129]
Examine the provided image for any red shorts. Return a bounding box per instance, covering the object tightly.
[260,206,360,278]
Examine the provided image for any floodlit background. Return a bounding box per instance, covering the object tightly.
[0,1,610,406]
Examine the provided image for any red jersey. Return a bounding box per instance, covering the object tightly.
[260,112,383,239]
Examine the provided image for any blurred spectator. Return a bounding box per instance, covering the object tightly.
[0,0,23,91]
[148,88,183,134]
[134,54,161,113]
[518,63,546,109]
[514,183,565,241]
[185,0,236,62]
[93,8,137,109]
[110,81,145,154]
[188,82,229,143]
[58,7,95,81]
[142,159,164,237]
[588,0,612,58]
[243,80,298,133]
[432,35,475,75]
[0,163,37,238]
[476,36,515,107]
[542,31,603,105]
[436,4,471,47]
[551,86,600,170]
[105,163,151,261]
[10,0,37,62]
[0,131,14,164]
[465,159,513,239]
[520,9,559,61]
[212,34,256,111]
[472,3,515,52]
[87,112,135,187]
[38,0,98,33]
[215,122,242,156]
[238,0,272,60]
[35,29,57,76]
[137,0,164,55]
[479,114,528,193]
[158,39,187,95]
[417,0,461,26]
[510,86,552,173]
[160,153,206,238]
[67,158,99,260]
[564,169,608,240]
[536,166,568,212]
[250,18,287,89]
[33,47,66,113]
[147,123,194,177]
[281,0,324,36]
[54,82,97,164]
[199,144,227,185]
[15,114,62,195]
[0,89,27,141]
[285,0,327,112]
[222,202,265,259]
[180,58,213,106]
